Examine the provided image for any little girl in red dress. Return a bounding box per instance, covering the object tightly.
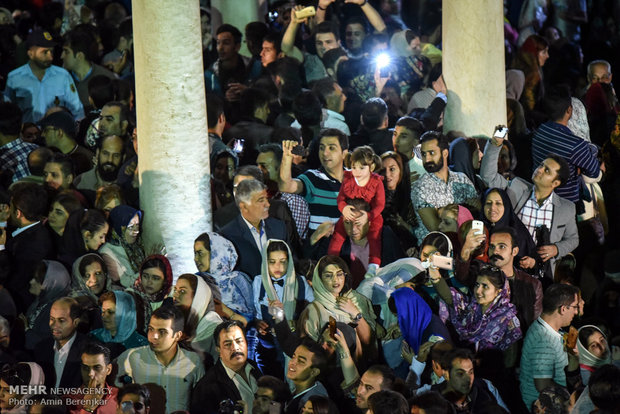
[328,146,385,275]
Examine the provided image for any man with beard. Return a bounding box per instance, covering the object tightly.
[74,135,125,201]
[411,131,479,241]
[97,102,130,145]
[116,306,204,413]
[4,29,84,123]
[191,320,260,414]
[488,228,543,331]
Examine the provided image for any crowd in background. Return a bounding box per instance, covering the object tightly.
[0,0,620,414]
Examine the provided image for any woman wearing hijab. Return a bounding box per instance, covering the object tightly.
[430,264,521,351]
[576,325,619,385]
[173,274,222,361]
[90,291,148,359]
[71,253,117,301]
[300,256,377,355]
[132,255,173,311]
[99,205,146,288]
[24,261,71,350]
[480,188,537,265]
[449,137,486,194]
[193,232,254,324]
[0,362,45,413]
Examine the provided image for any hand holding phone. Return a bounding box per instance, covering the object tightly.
[472,220,484,236]
[329,316,337,340]
[430,254,454,270]
[493,125,508,140]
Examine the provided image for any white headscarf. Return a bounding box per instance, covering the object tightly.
[260,239,298,323]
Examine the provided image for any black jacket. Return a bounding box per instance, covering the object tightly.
[34,332,87,389]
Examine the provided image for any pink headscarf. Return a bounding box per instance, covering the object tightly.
[457,206,474,229]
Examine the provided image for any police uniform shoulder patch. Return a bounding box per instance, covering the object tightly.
[70,84,76,93]
[44,32,53,41]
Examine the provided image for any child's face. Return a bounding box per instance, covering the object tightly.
[351,162,372,182]
[438,210,458,233]
[268,250,288,279]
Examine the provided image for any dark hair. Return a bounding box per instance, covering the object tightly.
[0,363,32,387]
[177,274,198,298]
[79,254,108,280]
[46,152,75,178]
[545,153,570,187]
[10,182,49,221]
[54,297,83,320]
[51,193,81,222]
[194,233,211,251]
[490,226,517,248]
[578,326,603,351]
[216,24,242,44]
[267,240,289,256]
[350,145,380,170]
[317,255,352,295]
[141,257,168,276]
[82,341,112,365]
[477,264,505,290]
[543,86,572,121]
[420,131,449,151]
[206,94,224,129]
[80,209,108,236]
[0,102,23,136]
[366,365,396,391]
[420,232,451,256]
[118,383,151,407]
[312,78,338,107]
[306,395,333,414]
[346,198,371,212]
[361,98,388,130]
[430,341,454,368]
[213,320,246,347]
[321,47,348,73]
[64,28,98,62]
[395,116,424,142]
[262,32,282,54]
[299,337,328,375]
[151,305,185,334]
[240,88,270,119]
[102,101,130,127]
[345,16,369,33]
[258,143,283,165]
[380,151,405,186]
[233,165,264,182]
[28,147,53,176]
[315,21,339,41]
[256,376,291,403]
[428,63,443,85]
[319,128,349,151]
[293,91,323,127]
[443,348,474,372]
[409,391,453,414]
[542,283,580,314]
[588,364,620,411]
[367,390,409,414]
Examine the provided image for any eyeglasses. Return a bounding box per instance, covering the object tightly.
[121,401,145,410]
[127,223,140,233]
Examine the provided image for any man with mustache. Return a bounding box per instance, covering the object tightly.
[488,228,543,331]
[410,131,480,241]
[192,320,260,414]
[74,135,125,201]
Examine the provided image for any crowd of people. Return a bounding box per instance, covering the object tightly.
[1,0,620,414]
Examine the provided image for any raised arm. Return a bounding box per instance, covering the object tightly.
[282,5,308,59]
[279,140,305,194]
[347,0,386,33]
[480,137,510,190]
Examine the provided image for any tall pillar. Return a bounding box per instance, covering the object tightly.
[442,0,507,137]
[132,0,211,278]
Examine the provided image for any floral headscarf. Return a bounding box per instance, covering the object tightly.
[108,205,146,273]
[135,255,173,303]
[449,275,522,351]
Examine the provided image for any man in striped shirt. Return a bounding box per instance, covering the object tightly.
[279,129,347,237]
[532,87,600,203]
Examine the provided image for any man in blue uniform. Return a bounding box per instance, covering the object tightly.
[4,29,84,123]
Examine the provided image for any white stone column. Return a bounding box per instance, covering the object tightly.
[132,0,211,278]
[442,0,507,137]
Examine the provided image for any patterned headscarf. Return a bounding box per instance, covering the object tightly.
[135,255,173,303]
[260,239,298,323]
[71,253,112,301]
[107,205,146,273]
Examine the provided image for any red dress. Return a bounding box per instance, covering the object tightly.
[328,171,385,265]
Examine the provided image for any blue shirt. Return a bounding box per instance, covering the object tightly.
[4,63,84,123]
